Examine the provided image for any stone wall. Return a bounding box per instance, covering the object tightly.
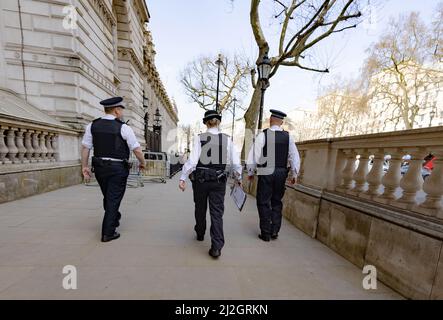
[0,163,82,203]
[243,174,443,299]
[0,0,178,148]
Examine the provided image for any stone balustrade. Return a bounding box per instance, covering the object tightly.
[0,125,59,165]
[296,126,443,219]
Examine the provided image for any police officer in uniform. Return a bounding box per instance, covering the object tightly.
[179,110,242,258]
[81,97,145,242]
[247,109,300,241]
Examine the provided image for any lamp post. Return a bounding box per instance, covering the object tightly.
[231,97,237,140]
[257,53,271,130]
[153,107,162,152]
[144,112,150,148]
[215,54,223,112]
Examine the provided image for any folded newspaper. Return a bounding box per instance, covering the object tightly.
[230,184,247,212]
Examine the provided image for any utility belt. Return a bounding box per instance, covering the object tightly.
[190,167,227,184]
[91,156,131,171]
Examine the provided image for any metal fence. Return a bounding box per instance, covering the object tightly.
[85,151,183,188]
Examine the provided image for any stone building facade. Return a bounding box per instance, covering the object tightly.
[0,0,178,203]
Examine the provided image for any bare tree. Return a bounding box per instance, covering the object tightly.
[239,0,363,156]
[179,124,192,153]
[364,11,443,130]
[180,54,251,113]
[316,78,368,137]
[432,2,443,61]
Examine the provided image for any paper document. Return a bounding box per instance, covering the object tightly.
[230,184,247,212]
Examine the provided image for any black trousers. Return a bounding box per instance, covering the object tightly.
[192,180,227,250]
[93,162,129,236]
[256,167,288,236]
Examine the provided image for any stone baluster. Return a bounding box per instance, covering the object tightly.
[39,131,48,161]
[15,129,27,163]
[361,149,385,200]
[52,134,59,161]
[0,126,9,164]
[417,148,443,219]
[24,130,34,162]
[336,149,357,193]
[349,149,370,195]
[330,150,347,190]
[32,131,42,161]
[395,148,426,209]
[6,128,19,163]
[376,149,403,204]
[46,133,54,161]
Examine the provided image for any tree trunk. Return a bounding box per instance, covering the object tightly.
[241,85,262,160]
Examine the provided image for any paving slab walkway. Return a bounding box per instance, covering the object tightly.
[0,176,402,299]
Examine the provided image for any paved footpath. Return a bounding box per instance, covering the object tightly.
[0,176,402,299]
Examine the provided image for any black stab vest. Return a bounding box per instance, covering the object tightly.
[91,118,130,160]
[258,129,289,168]
[197,132,228,171]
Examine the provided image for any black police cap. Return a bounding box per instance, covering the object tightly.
[203,110,222,124]
[100,97,125,109]
[269,109,287,119]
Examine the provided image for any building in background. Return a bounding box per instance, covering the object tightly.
[0,0,178,203]
[289,62,443,141]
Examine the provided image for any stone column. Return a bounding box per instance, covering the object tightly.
[32,131,42,161]
[15,129,27,163]
[46,133,54,161]
[39,131,48,161]
[336,150,356,193]
[349,149,370,195]
[417,149,443,218]
[396,148,426,209]
[361,149,385,200]
[330,150,347,190]
[376,149,403,204]
[6,128,19,163]
[52,134,59,161]
[24,130,34,162]
[0,126,9,164]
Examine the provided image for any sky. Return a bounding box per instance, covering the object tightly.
[147,0,438,126]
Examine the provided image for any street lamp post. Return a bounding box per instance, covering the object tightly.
[215,54,223,112]
[257,53,272,130]
[231,97,237,139]
[153,107,162,152]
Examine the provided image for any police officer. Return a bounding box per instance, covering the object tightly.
[179,110,242,258]
[81,97,146,242]
[246,109,300,241]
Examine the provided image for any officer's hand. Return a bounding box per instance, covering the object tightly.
[82,167,91,182]
[247,175,254,181]
[139,161,146,171]
[290,176,298,185]
[179,180,186,192]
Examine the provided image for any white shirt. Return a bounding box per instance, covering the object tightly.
[180,127,242,181]
[246,125,300,176]
[81,115,141,152]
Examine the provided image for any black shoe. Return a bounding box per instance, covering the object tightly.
[196,234,204,241]
[258,234,271,242]
[101,232,120,242]
[208,248,221,258]
[271,233,279,240]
